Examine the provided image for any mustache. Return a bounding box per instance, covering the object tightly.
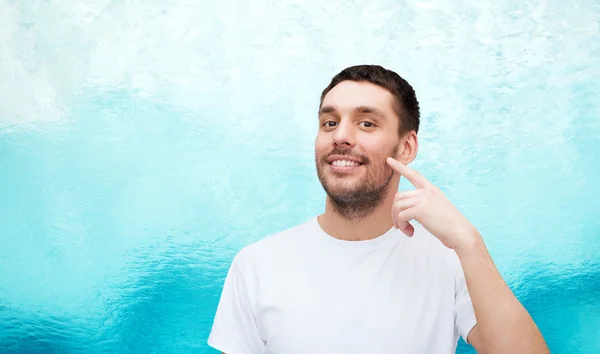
[322,148,368,164]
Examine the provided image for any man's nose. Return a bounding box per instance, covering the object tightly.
[332,120,355,147]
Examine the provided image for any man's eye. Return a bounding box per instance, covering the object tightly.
[360,121,376,128]
[323,121,337,127]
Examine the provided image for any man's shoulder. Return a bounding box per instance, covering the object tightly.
[233,216,317,264]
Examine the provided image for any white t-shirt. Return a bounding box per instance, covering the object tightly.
[208,215,477,354]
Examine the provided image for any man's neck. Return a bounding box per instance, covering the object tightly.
[317,189,397,241]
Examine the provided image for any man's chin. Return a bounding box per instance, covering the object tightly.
[324,185,363,202]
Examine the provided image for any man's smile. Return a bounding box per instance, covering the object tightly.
[326,155,365,174]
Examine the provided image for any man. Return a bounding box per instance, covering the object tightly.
[208,65,549,353]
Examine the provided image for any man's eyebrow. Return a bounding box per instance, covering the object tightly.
[319,105,387,118]
[319,105,336,115]
[354,106,387,119]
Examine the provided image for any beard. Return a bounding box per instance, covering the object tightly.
[316,145,398,221]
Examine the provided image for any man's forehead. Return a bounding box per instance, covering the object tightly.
[321,81,395,113]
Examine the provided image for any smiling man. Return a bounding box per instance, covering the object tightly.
[207,65,549,353]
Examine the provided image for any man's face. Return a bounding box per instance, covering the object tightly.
[315,80,401,210]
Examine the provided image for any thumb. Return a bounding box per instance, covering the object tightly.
[392,203,416,237]
[396,221,415,237]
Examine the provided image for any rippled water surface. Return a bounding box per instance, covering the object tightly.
[1,0,599,353]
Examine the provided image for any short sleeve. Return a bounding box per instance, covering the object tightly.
[208,257,265,354]
[454,261,478,344]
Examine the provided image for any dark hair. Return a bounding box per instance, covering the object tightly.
[319,64,420,135]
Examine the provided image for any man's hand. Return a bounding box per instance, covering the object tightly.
[386,157,479,250]
[387,157,550,353]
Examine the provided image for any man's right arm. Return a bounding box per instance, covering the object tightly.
[207,255,265,353]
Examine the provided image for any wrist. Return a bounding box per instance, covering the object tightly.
[454,226,484,257]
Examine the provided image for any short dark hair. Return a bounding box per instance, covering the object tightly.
[319,64,420,135]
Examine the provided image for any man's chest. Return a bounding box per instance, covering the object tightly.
[252,268,456,354]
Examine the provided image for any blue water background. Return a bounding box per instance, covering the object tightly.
[1,0,599,352]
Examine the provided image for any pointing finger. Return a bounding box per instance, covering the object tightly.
[386,157,427,189]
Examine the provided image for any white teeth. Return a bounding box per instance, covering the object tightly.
[332,160,360,167]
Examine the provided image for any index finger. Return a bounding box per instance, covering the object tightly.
[386,157,427,188]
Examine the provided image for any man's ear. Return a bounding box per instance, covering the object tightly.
[396,131,418,164]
